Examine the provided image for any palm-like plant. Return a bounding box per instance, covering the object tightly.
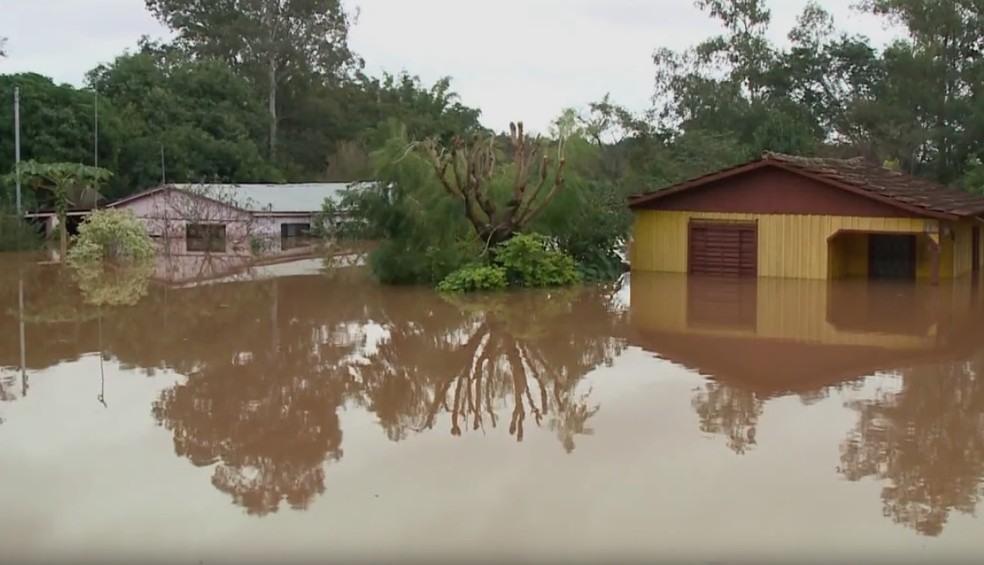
[7,161,112,259]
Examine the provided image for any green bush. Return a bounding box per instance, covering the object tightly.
[436,233,581,293]
[493,233,581,288]
[68,208,155,264]
[436,264,508,293]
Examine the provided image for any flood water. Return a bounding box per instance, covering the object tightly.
[1,253,983,562]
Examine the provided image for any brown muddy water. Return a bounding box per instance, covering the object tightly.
[1,253,983,563]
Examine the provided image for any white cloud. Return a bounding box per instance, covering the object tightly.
[0,0,905,132]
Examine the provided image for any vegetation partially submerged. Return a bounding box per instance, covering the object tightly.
[68,208,156,307]
[323,119,632,292]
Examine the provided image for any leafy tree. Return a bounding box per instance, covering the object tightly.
[87,46,280,194]
[0,74,119,188]
[144,0,361,159]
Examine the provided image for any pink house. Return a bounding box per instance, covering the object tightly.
[107,182,364,256]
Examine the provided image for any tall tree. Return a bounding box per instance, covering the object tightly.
[856,0,984,183]
[0,74,120,186]
[87,45,280,194]
[144,0,361,160]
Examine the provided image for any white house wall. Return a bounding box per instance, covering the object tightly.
[114,188,319,254]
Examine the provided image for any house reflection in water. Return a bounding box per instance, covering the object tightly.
[629,273,984,454]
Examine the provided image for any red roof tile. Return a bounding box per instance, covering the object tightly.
[629,151,984,218]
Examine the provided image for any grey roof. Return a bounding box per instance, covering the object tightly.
[167,182,371,213]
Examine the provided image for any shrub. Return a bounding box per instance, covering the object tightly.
[436,233,581,293]
[436,264,508,293]
[493,233,581,288]
[68,208,155,264]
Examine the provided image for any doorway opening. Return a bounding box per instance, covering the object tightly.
[868,233,917,281]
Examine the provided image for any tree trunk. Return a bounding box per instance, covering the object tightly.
[268,57,278,160]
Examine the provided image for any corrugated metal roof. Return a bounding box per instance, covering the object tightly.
[168,182,370,213]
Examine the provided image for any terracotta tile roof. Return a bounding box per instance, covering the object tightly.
[761,152,984,217]
[629,151,984,218]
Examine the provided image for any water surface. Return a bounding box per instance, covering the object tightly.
[1,254,982,562]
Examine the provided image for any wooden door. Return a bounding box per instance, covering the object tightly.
[688,221,757,278]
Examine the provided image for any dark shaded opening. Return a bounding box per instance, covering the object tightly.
[186,223,227,253]
[867,233,916,281]
[280,222,313,250]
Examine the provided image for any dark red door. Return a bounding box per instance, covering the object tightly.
[688,220,757,278]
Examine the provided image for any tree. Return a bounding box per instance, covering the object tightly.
[854,0,984,183]
[144,0,361,160]
[87,46,280,195]
[0,74,120,187]
[422,121,566,248]
[7,161,112,259]
[0,37,7,58]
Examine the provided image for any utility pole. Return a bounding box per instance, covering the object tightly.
[14,86,22,214]
[94,90,99,168]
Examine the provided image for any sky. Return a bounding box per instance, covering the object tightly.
[0,0,905,133]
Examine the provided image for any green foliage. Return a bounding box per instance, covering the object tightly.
[492,233,581,288]
[327,120,480,285]
[534,177,631,282]
[68,208,155,264]
[436,233,581,293]
[86,48,280,195]
[435,264,507,293]
[0,74,121,179]
[7,160,112,213]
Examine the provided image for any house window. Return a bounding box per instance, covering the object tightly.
[281,222,312,250]
[186,223,226,252]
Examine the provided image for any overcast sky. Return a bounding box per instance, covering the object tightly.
[1,0,903,133]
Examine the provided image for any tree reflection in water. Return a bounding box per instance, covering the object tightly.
[352,285,628,453]
[150,275,365,516]
[691,383,762,455]
[0,264,625,514]
[839,355,984,536]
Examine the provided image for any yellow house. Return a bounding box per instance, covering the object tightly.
[629,152,984,284]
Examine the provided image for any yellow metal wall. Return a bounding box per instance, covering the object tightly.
[630,273,938,349]
[951,220,977,277]
[631,210,956,280]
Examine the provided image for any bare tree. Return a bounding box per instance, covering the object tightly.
[422,122,567,247]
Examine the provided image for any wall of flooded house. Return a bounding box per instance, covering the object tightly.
[112,189,317,254]
[950,219,983,278]
[625,273,976,350]
[630,210,959,280]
